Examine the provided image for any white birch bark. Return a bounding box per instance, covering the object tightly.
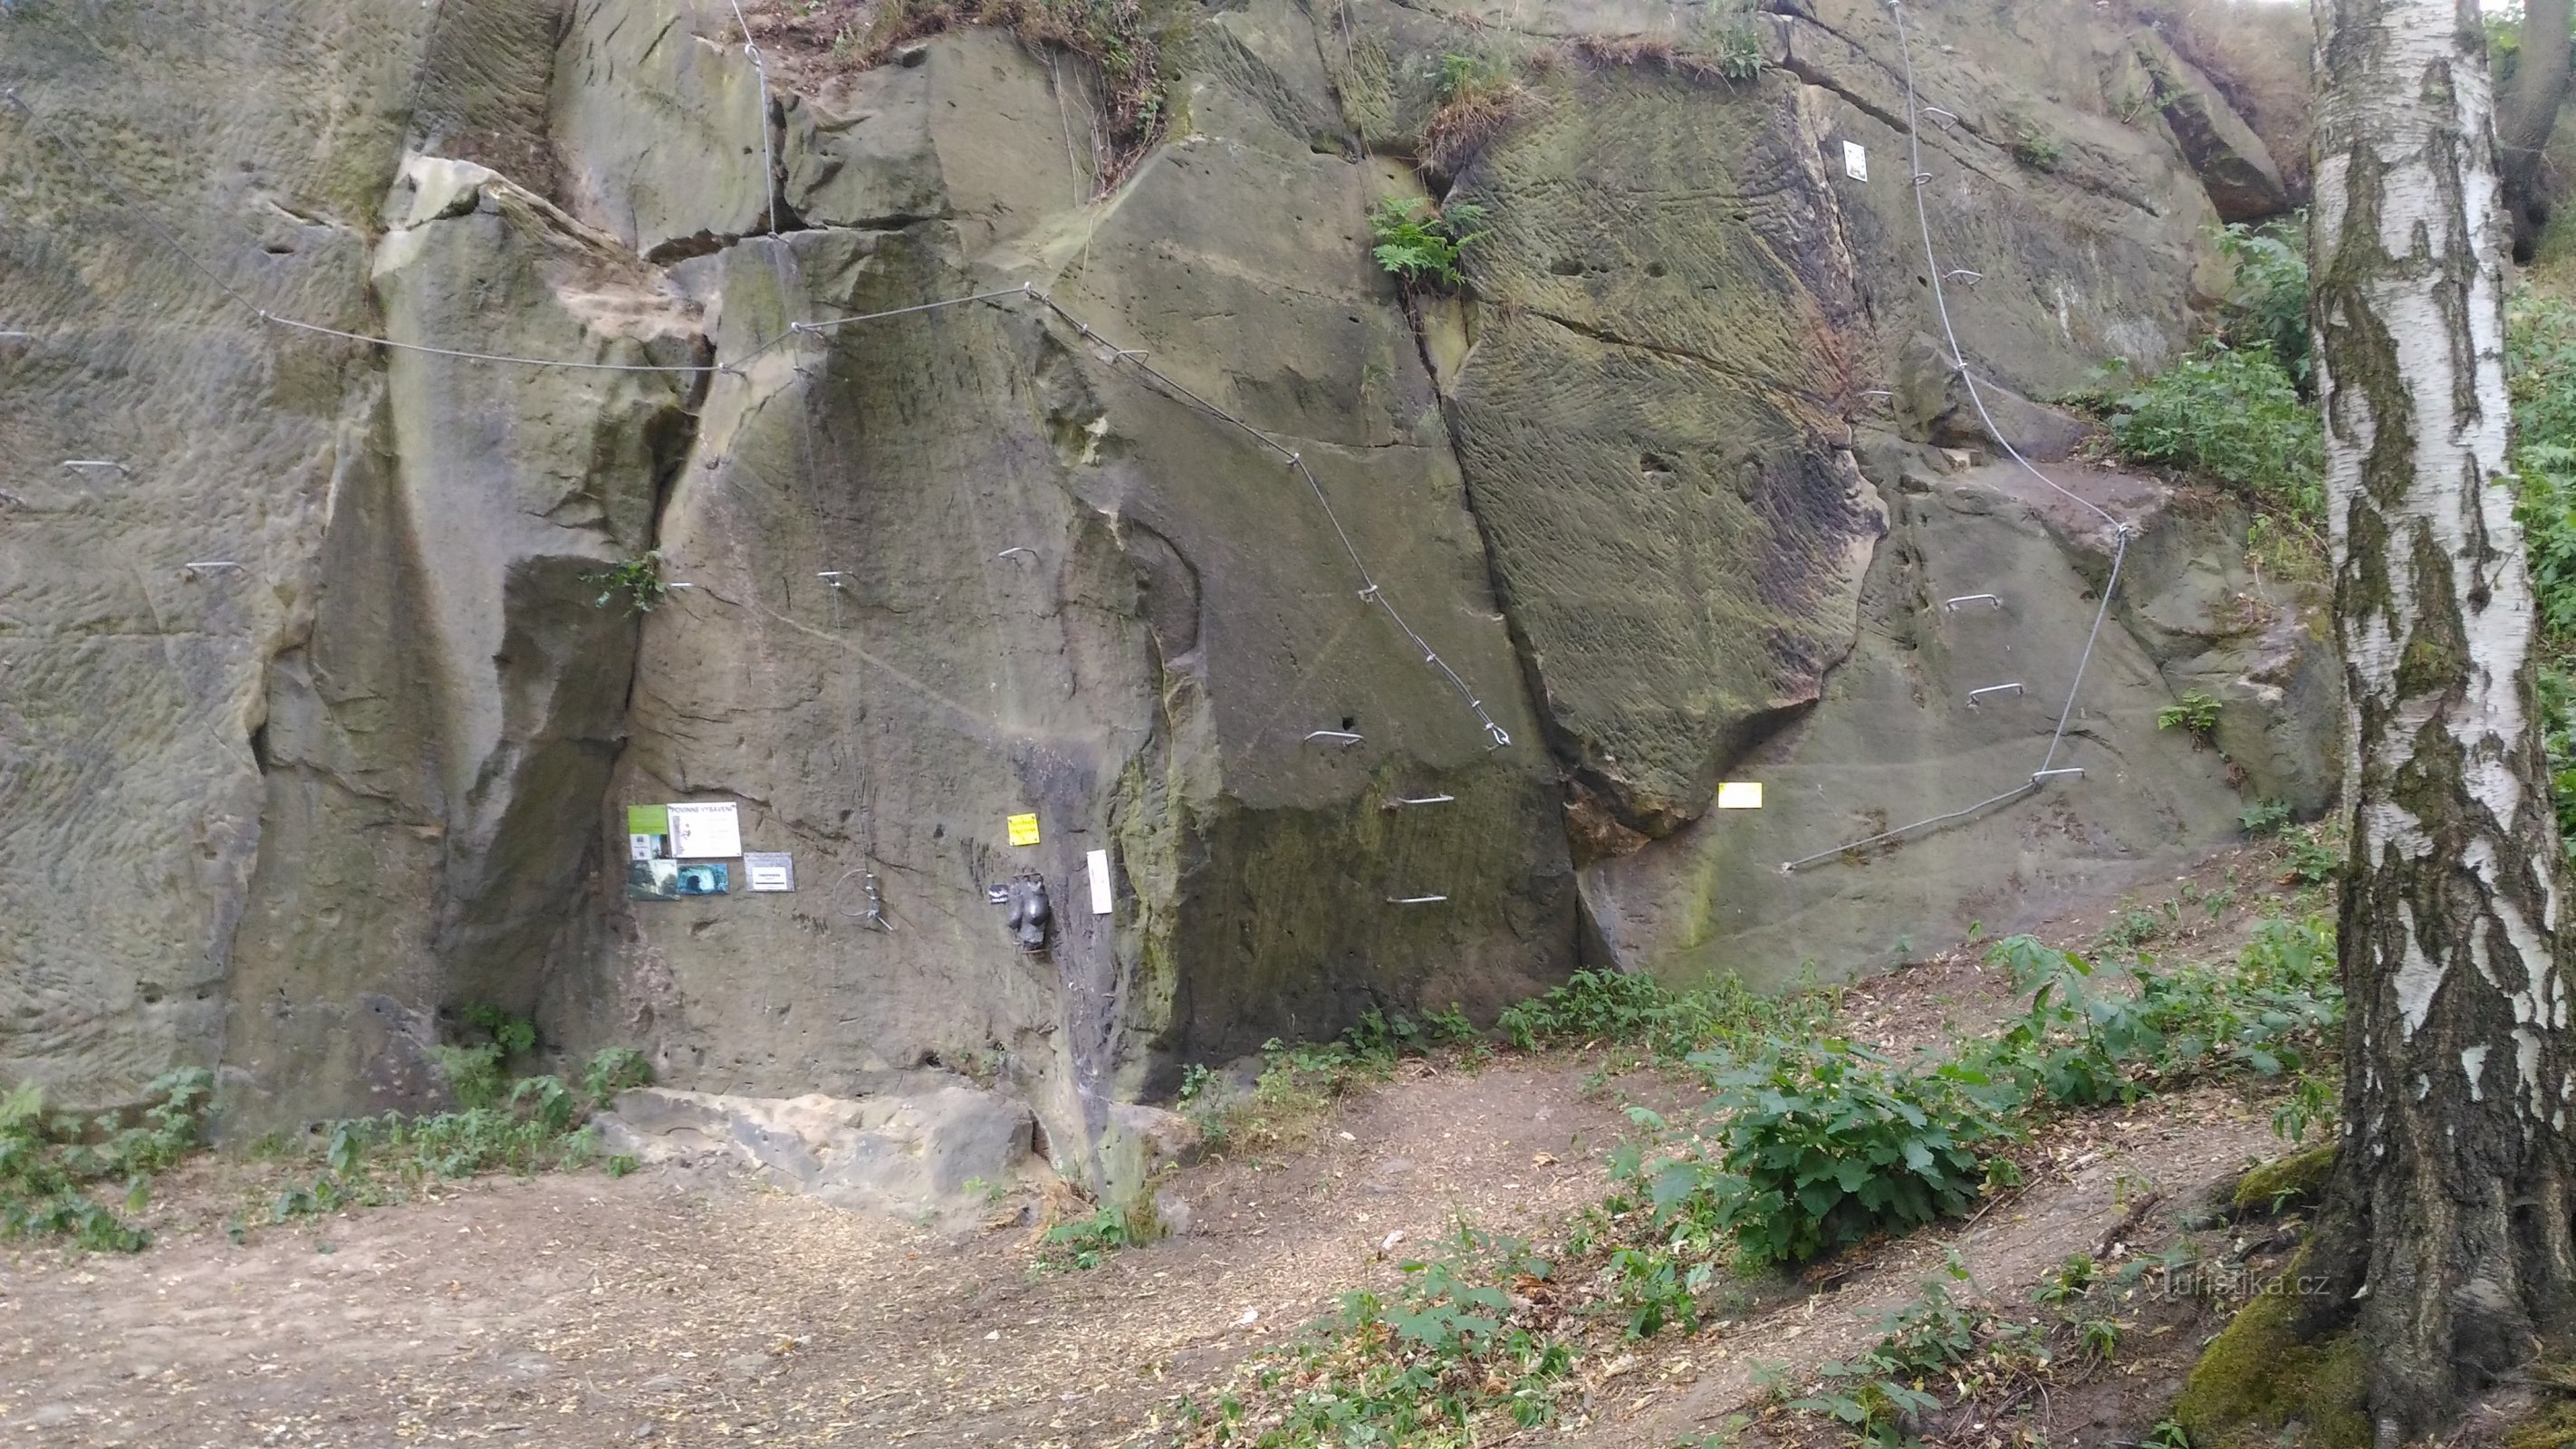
[2312,0,2576,1431]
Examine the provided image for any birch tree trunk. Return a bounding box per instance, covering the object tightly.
[2312,0,2576,1434]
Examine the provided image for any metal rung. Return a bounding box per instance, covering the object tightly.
[1943,593,2002,611]
[667,581,697,590]
[1860,389,1894,399]
[816,570,850,586]
[1304,730,1364,746]
[1923,106,1957,128]
[62,459,129,473]
[995,546,1033,561]
[1385,794,1456,809]
[1966,682,2024,706]
[2031,767,2086,781]
[179,561,242,576]
[1388,895,1448,905]
[1911,172,1934,186]
[1944,269,1985,286]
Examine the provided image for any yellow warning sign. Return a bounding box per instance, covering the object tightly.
[1006,812,1042,846]
[1716,782,1764,810]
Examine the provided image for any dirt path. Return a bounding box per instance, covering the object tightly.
[3,845,2319,1449]
[3,1060,1662,1448]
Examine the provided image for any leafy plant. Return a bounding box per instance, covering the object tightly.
[1970,918,2341,1113]
[2002,110,2063,170]
[0,1069,213,1252]
[2283,824,2341,884]
[581,1045,653,1105]
[1665,1037,2023,1266]
[2215,217,2310,387]
[1368,197,1489,292]
[2238,797,2293,837]
[2271,1070,2335,1145]
[2107,341,2321,519]
[1043,1201,1146,1269]
[462,1003,537,1058]
[582,550,669,615]
[2158,688,2224,745]
[265,1045,653,1229]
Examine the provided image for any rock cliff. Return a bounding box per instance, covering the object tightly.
[0,0,2321,1181]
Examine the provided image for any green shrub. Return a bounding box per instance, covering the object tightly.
[2108,341,2321,518]
[1659,1038,2023,1266]
[1971,918,2341,1110]
[1368,197,1487,291]
[2215,218,2310,387]
[581,1046,654,1106]
[1,1069,213,1252]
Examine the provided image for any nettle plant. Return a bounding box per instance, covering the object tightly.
[1629,1037,2023,1268]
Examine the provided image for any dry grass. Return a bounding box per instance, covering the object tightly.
[1411,51,1531,178]
[1565,31,1757,85]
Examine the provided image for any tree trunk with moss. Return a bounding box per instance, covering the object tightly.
[2310,0,2576,1436]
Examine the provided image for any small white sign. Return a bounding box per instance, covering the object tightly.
[743,851,794,892]
[1842,141,1868,181]
[1716,782,1764,810]
[629,833,661,862]
[666,801,743,859]
[1086,849,1114,916]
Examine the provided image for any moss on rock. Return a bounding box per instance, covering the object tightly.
[2231,1143,2337,1216]
[2174,1265,2370,1449]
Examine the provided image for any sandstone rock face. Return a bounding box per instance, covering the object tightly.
[0,0,2328,1178]
[2127,31,2292,224]
[594,1083,1037,1225]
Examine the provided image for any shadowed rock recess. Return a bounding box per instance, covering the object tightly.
[0,0,2326,1181]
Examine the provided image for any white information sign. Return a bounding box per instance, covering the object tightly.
[1716,782,1764,810]
[1842,141,1868,181]
[743,851,794,892]
[1086,849,1114,916]
[666,801,744,859]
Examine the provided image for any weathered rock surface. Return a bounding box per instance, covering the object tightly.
[2127,30,2292,223]
[1581,455,2270,983]
[0,0,2329,1179]
[594,1082,1037,1225]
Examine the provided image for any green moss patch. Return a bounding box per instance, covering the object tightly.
[2173,1277,2369,1449]
[2230,1142,2336,1216]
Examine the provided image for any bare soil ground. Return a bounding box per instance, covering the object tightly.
[2,844,2319,1449]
